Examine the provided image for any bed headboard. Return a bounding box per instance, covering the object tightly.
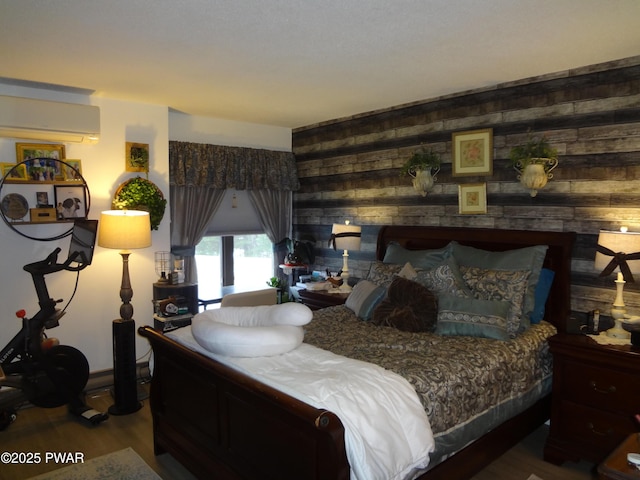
[376,225,576,333]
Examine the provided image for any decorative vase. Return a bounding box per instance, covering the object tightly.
[515,158,558,197]
[409,166,439,197]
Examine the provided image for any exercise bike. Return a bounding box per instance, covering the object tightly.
[0,220,108,429]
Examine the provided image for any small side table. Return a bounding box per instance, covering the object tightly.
[599,433,640,480]
[298,289,349,310]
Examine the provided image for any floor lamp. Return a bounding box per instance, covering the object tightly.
[330,221,361,293]
[98,210,151,415]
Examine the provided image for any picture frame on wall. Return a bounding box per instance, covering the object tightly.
[126,142,150,173]
[452,128,493,177]
[458,183,487,214]
[0,162,28,181]
[62,159,83,181]
[54,185,87,219]
[16,143,66,163]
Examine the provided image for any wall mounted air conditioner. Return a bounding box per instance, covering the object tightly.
[0,95,100,144]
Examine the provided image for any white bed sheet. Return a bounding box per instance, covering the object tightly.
[166,326,435,480]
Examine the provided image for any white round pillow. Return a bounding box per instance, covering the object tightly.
[191,303,313,357]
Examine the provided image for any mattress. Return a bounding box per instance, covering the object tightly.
[303,305,556,462]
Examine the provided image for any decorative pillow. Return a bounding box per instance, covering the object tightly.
[371,276,438,332]
[415,256,472,298]
[451,241,548,324]
[191,303,313,357]
[531,268,555,324]
[460,266,530,338]
[383,242,452,268]
[436,294,511,341]
[366,261,403,288]
[345,279,387,320]
[397,262,418,281]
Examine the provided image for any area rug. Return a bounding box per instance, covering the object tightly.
[27,447,161,480]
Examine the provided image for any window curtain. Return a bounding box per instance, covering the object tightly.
[169,141,299,283]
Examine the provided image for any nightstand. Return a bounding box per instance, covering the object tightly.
[297,289,349,310]
[544,333,640,465]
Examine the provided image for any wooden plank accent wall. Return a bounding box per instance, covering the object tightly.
[291,55,640,322]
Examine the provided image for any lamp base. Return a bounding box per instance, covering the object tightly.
[109,318,142,416]
[606,320,631,339]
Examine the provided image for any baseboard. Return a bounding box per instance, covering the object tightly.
[85,361,151,393]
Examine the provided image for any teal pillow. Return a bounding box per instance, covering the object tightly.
[415,256,472,298]
[531,268,555,324]
[460,266,531,338]
[345,280,387,321]
[451,241,548,326]
[436,294,511,341]
[383,242,452,268]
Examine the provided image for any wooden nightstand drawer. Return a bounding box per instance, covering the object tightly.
[555,400,632,462]
[560,360,640,413]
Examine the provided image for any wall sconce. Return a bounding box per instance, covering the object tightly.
[510,134,558,197]
[329,221,361,292]
[594,227,640,338]
[400,148,441,197]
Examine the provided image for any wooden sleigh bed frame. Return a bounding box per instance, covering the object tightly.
[139,225,576,480]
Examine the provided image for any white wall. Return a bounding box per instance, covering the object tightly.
[0,85,291,373]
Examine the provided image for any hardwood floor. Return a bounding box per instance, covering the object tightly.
[0,384,599,480]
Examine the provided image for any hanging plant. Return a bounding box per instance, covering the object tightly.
[113,177,166,230]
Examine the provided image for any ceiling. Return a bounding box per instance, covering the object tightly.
[1,0,639,129]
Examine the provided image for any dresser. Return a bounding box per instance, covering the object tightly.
[544,333,640,465]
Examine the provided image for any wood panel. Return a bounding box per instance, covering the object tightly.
[292,55,640,319]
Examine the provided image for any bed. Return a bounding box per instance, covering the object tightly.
[138,225,575,480]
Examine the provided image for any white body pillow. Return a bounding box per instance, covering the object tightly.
[191,303,313,357]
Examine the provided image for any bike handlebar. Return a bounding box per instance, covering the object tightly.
[23,248,89,276]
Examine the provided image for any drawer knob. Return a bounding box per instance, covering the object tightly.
[589,380,616,394]
[587,422,613,437]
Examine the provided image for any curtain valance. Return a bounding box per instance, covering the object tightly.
[169,141,299,191]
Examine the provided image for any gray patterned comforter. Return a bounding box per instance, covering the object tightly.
[304,305,556,437]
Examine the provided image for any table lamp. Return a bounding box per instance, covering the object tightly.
[595,227,640,338]
[329,221,361,292]
[98,210,151,415]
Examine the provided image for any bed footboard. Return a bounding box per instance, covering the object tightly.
[138,325,350,480]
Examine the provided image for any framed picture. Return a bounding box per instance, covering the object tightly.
[458,183,487,215]
[36,191,50,207]
[16,143,65,163]
[0,162,28,181]
[54,185,87,219]
[452,129,493,176]
[126,142,149,173]
[62,159,83,181]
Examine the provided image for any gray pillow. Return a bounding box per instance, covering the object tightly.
[345,280,387,320]
[366,262,403,288]
[383,242,452,268]
[436,294,511,341]
[450,241,548,329]
[460,266,531,338]
[415,256,472,298]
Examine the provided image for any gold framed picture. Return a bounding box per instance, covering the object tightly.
[16,143,65,163]
[0,162,28,181]
[62,159,83,181]
[126,142,149,172]
[458,183,487,215]
[452,128,493,177]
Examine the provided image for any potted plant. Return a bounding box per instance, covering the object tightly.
[113,177,167,230]
[509,135,559,197]
[400,148,441,196]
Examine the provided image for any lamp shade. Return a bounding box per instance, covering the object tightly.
[595,229,640,280]
[98,210,151,250]
[331,222,361,252]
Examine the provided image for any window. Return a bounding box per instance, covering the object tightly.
[194,189,274,300]
[195,234,273,299]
